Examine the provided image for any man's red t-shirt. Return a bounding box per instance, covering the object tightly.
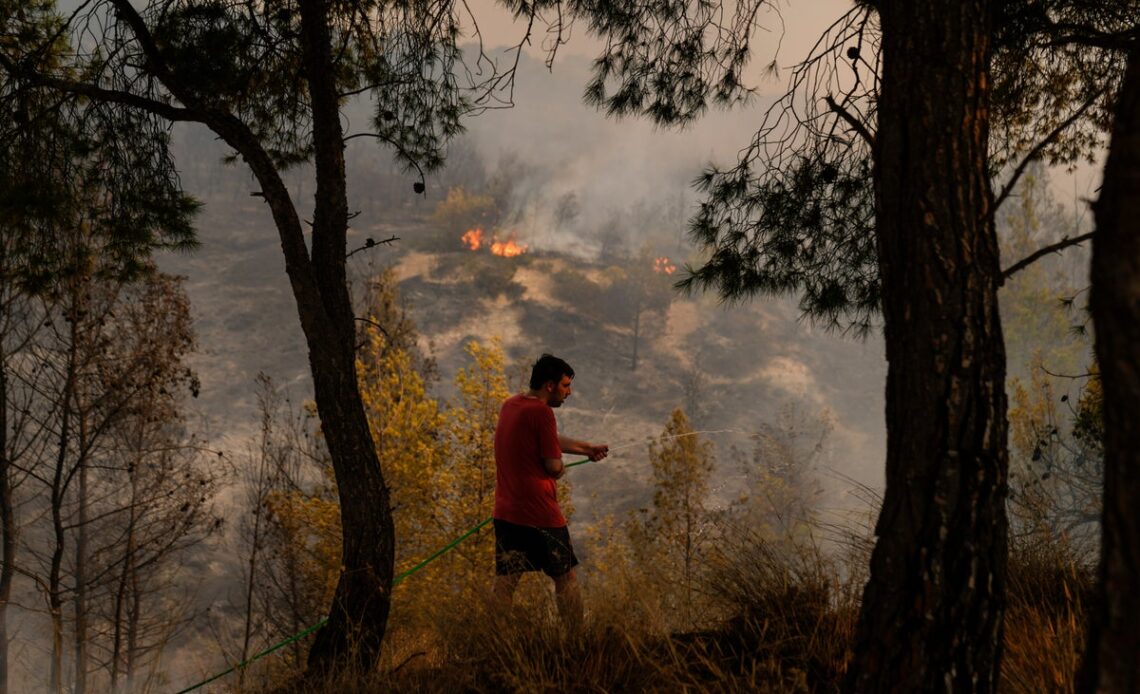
[493,394,565,527]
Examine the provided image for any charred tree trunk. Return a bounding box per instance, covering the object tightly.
[847,2,1009,692]
[1080,44,1140,694]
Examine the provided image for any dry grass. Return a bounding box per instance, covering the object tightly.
[1000,538,1092,693]
[254,526,1092,694]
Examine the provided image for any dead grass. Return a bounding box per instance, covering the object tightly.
[253,526,1092,694]
[1000,538,1092,693]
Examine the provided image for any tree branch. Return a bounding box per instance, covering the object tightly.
[824,94,874,147]
[346,235,400,259]
[344,132,427,195]
[993,89,1105,213]
[1001,232,1094,284]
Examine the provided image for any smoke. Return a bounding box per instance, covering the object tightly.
[457,50,776,258]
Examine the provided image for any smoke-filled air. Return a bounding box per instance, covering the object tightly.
[0,0,1127,692]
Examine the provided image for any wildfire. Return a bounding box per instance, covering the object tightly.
[653,257,677,275]
[461,228,484,250]
[461,227,528,257]
[491,235,528,258]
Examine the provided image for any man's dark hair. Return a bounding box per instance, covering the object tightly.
[530,353,574,390]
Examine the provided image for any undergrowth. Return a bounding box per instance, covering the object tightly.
[248,525,1090,694]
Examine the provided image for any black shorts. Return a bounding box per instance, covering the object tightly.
[493,519,579,578]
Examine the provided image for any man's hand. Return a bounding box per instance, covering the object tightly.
[587,444,609,462]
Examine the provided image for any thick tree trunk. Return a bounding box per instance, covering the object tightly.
[1080,44,1140,694]
[847,2,1009,691]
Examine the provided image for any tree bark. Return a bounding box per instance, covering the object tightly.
[847,2,1010,691]
[1079,43,1140,694]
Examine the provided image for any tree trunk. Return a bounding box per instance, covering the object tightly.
[73,400,89,694]
[847,2,1009,691]
[49,310,79,694]
[90,0,397,676]
[110,450,140,693]
[295,0,395,675]
[1079,43,1140,694]
[0,346,13,694]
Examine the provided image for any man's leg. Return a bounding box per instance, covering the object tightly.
[552,568,583,630]
[492,572,522,607]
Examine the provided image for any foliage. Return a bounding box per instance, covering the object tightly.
[1001,536,1092,692]
[259,274,537,638]
[1006,360,1102,556]
[627,408,715,625]
[467,256,523,300]
[997,166,1088,381]
[734,403,832,540]
[560,1,1128,331]
[0,2,199,294]
[553,0,777,125]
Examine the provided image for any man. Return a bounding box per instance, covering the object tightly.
[492,353,608,627]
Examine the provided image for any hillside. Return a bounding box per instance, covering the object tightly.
[161,198,888,530]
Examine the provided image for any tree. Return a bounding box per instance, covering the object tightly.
[672,2,1127,333]
[997,166,1089,381]
[0,0,529,675]
[1,8,198,689]
[531,1,1130,687]
[1080,42,1140,694]
[610,248,677,371]
[842,3,1011,688]
[90,277,219,694]
[629,408,714,623]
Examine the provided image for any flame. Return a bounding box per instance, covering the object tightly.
[461,228,484,250]
[462,227,528,257]
[653,257,677,275]
[490,232,528,258]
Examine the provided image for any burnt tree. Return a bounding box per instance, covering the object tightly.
[846,1,1010,691]
[1081,42,1140,694]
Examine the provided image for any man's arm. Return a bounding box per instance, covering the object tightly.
[542,457,566,479]
[558,435,609,462]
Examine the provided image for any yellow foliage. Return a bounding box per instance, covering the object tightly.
[264,490,342,604]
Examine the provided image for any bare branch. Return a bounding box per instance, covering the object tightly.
[1001,232,1094,284]
[344,131,427,196]
[824,94,874,147]
[346,235,400,259]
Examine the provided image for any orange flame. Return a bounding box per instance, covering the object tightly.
[461,228,484,250]
[491,232,528,258]
[653,257,677,275]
